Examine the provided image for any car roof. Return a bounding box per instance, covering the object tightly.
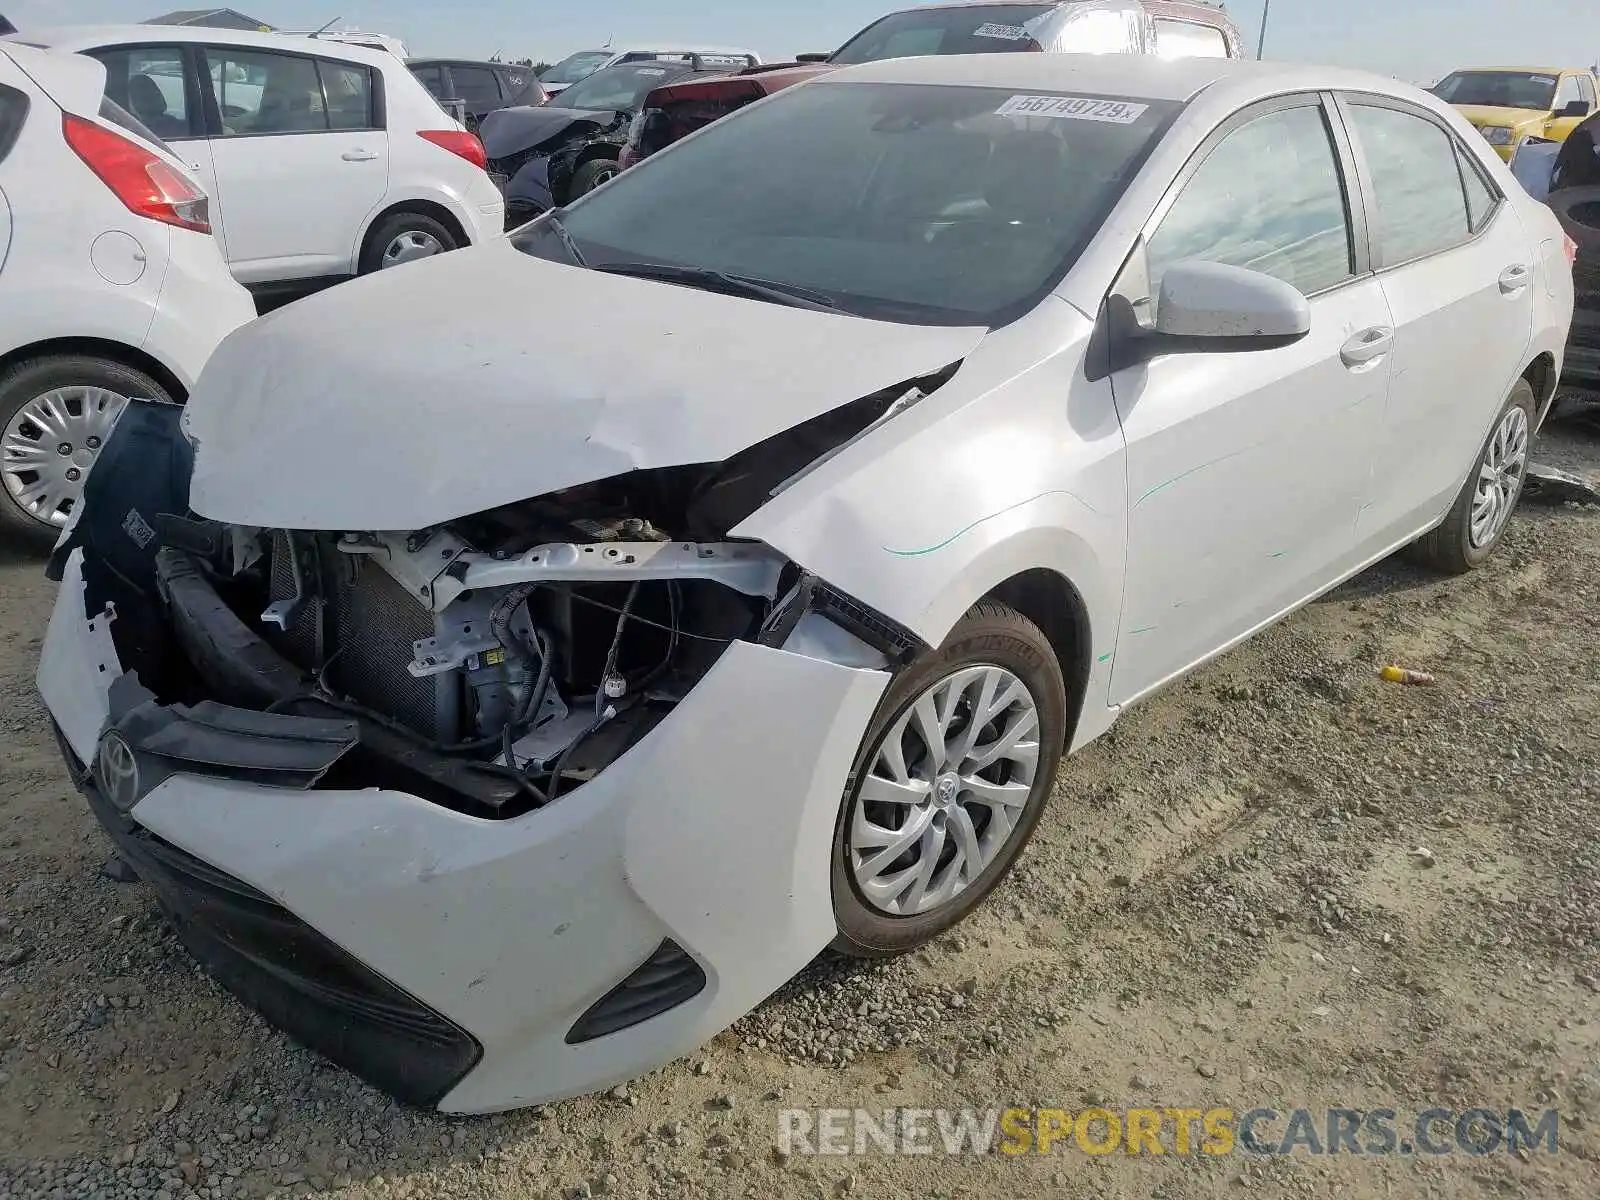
[1444,66,1583,75]
[646,63,833,104]
[406,57,513,68]
[819,51,1408,103]
[13,24,395,67]
[611,44,760,55]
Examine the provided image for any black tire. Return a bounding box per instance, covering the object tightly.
[1409,379,1536,575]
[358,211,459,275]
[0,355,171,549]
[569,157,620,200]
[830,602,1067,959]
[1546,185,1600,253]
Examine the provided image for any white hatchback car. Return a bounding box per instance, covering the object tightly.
[10,26,505,287]
[39,54,1572,1112]
[0,40,252,543]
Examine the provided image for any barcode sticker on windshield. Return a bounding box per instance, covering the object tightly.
[996,94,1149,123]
[637,67,667,75]
[974,22,1029,39]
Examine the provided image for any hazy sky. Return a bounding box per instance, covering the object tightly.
[4,0,1596,83]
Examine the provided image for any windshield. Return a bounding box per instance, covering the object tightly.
[556,62,693,112]
[832,3,1057,64]
[542,51,615,86]
[514,81,1177,326]
[1434,71,1559,111]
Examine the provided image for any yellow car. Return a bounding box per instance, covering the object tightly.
[1433,67,1598,159]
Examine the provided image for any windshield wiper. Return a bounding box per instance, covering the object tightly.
[540,209,588,267]
[592,262,842,313]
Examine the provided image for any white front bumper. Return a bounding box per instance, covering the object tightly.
[38,552,888,1112]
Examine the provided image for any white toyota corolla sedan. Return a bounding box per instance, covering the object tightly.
[37,52,1573,1113]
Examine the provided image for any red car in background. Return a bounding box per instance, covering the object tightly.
[620,0,1243,170]
[619,62,829,169]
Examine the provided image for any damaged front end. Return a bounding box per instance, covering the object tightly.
[67,370,948,824]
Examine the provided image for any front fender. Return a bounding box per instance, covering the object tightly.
[734,299,1128,739]
[504,156,556,214]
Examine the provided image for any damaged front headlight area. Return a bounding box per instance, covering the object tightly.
[92,370,951,821]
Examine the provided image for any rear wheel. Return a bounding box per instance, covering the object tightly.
[569,157,620,200]
[360,212,459,274]
[1409,379,1535,574]
[831,603,1067,958]
[0,355,166,547]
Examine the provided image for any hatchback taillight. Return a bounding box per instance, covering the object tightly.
[1563,234,1579,267]
[62,113,210,233]
[418,129,488,171]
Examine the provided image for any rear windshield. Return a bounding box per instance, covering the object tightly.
[556,62,695,113]
[517,80,1177,327]
[1434,71,1559,111]
[831,4,1057,64]
[542,50,614,86]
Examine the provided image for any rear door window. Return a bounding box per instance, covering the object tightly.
[1345,102,1473,265]
[320,60,376,130]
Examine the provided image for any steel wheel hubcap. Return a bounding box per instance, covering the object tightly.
[382,230,445,267]
[2,386,129,527]
[1470,405,1529,549]
[848,664,1041,917]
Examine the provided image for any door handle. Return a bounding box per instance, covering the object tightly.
[1339,326,1394,367]
[341,149,379,162]
[1498,264,1531,293]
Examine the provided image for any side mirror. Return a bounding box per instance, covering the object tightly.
[1559,99,1591,119]
[795,52,831,63]
[1151,260,1310,351]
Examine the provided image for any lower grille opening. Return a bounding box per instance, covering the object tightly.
[78,766,483,1107]
[566,939,707,1044]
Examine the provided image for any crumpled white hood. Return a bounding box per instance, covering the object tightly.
[184,241,985,531]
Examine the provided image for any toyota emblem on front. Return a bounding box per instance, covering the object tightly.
[96,732,141,812]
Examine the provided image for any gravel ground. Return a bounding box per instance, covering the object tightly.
[3,404,1599,1200]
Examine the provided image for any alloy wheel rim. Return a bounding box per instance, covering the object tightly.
[586,166,618,191]
[382,230,445,268]
[848,664,1042,917]
[1469,405,1530,550]
[2,386,129,527]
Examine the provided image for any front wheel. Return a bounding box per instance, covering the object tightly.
[569,157,620,200]
[830,602,1067,959]
[1409,378,1535,574]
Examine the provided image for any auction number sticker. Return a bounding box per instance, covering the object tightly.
[996,94,1149,123]
[974,22,1029,40]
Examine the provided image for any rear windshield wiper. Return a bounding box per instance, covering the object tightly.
[592,261,842,312]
